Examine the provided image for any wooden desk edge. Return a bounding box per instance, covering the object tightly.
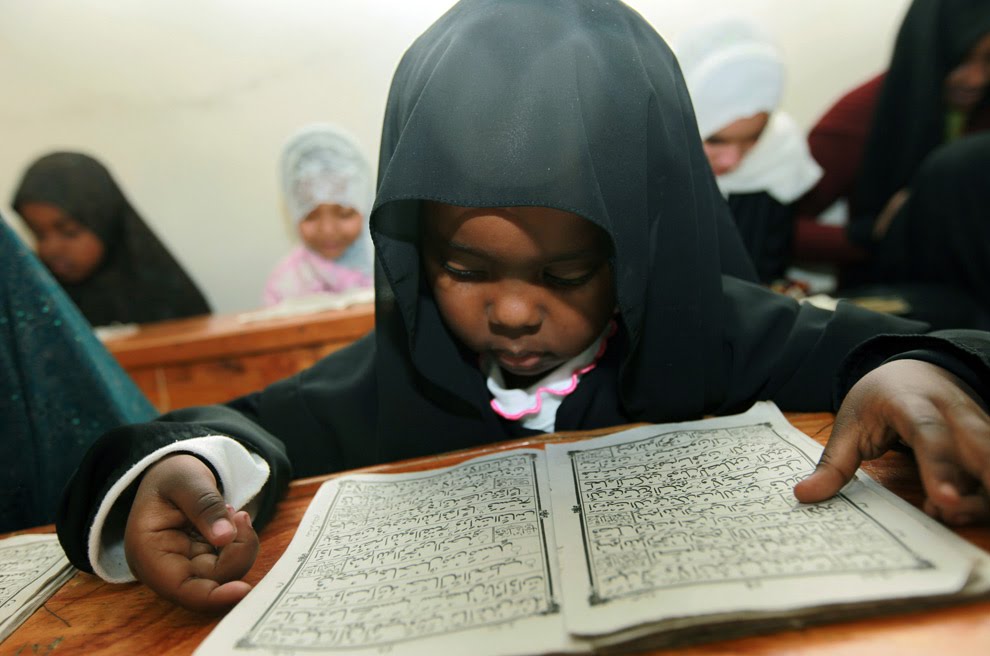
[107,305,375,368]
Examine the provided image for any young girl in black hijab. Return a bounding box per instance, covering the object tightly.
[803,0,990,315]
[852,0,990,240]
[56,0,990,613]
[12,152,211,326]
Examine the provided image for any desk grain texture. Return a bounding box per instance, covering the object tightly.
[3,414,989,655]
[103,305,374,412]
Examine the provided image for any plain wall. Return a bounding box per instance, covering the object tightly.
[0,0,912,314]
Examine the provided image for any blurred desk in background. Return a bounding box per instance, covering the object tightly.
[103,304,374,412]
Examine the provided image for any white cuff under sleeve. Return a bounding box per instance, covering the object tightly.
[88,435,270,583]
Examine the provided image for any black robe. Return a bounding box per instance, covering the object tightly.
[863,132,990,312]
[726,191,793,284]
[57,0,990,575]
[12,152,211,326]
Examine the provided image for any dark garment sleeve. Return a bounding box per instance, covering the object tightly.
[716,275,931,414]
[55,406,293,574]
[835,329,990,404]
[56,333,379,574]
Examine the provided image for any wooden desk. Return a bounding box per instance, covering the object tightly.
[4,414,990,655]
[103,305,375,412]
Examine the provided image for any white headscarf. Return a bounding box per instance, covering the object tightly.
[674,17,821,203]
[280,123,374,274]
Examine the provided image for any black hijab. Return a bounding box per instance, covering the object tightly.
[12,152,211,326]
[348,0,911,464]
[852,0,990,242]
[371,0,735,433]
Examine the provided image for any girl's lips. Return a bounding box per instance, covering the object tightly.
[46,260,74,278]
[318,243,345,254]
[496,351,546,373]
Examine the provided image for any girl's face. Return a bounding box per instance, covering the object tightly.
[18,201,105,284]
[298,203,363,260]
[703,111,770,176]
[944,32,990,113]
[422,202,616,386]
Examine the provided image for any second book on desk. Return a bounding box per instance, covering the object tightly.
[196,402,990,655]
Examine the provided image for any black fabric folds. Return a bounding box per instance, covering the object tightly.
[867,133,990,310]
[12,152,211,326]
[726,191,793,283]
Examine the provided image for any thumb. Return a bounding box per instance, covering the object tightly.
[155,454,237,547]
[793,418,870,504]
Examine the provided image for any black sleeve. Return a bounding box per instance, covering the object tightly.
[835,329,990,404]
[718,277,990,416]
[55,408,292,573]
[717,275,931,414]
[56,333,379,573]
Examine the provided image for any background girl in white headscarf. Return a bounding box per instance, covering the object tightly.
[675,17,822,285]
[263,124,374,306]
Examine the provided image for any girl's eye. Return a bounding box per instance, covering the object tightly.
[543,268,598,288]
[442,262,487,281]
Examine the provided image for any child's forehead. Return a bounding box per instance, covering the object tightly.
[423,201,597,229]
[420,202,611,252]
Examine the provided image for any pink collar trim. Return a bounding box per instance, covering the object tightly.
[489,320,616,421]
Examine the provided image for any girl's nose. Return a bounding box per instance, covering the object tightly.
[317,217,339,238]
[718,146,743,170]
[487,285,543,333]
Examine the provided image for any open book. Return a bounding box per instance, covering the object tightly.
[196,403,990,655]
[0,534,75,643]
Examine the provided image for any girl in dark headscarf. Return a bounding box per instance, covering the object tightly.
[0,217,156,531]
[12,152,211,326]
[852,0,990,237]
[797,0,990,326]
[849,0,990,319]
[56,0,990,614]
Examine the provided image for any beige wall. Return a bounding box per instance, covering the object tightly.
[0,0,911,313]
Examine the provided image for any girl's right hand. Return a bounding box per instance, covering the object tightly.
[124,454,259,612]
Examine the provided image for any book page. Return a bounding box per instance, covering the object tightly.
[196,449,589,656]
[545,402,981,638]
[0,533,75,642]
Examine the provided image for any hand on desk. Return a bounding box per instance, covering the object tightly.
[125,454,259,612]
[795,359,990,525]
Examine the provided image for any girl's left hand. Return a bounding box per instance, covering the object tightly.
[794,359,990,525]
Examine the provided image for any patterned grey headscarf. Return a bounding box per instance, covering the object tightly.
[280,123,374,274]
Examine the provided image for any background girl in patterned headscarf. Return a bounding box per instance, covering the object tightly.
[263,124,374,306]
[12,152,211,327]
